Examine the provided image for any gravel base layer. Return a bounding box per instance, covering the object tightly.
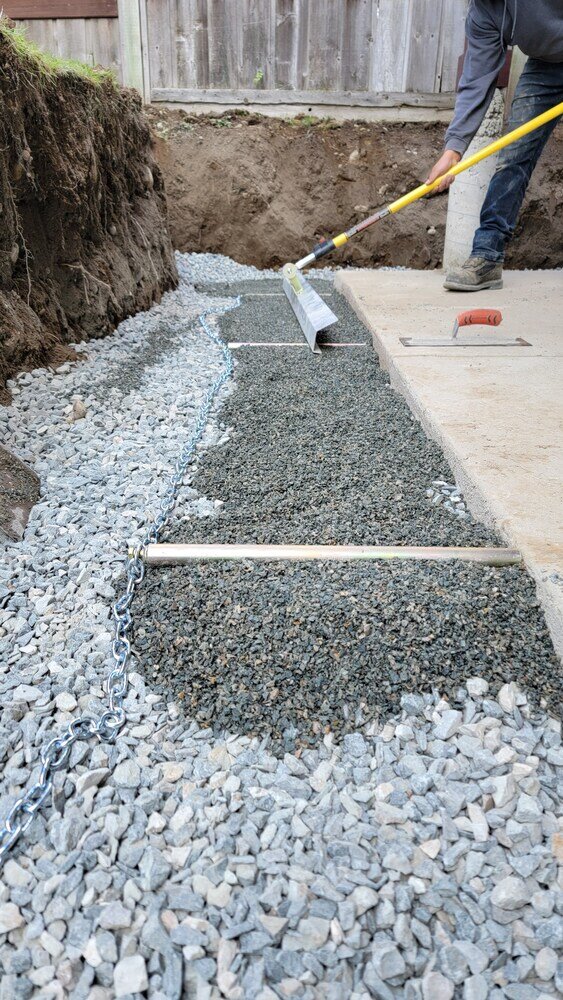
[0,254,561,1000]
[136,561,558,754]
[135,277,559,749]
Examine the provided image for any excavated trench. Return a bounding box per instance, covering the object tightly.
[150,107,563,272]
[0,28,176,403]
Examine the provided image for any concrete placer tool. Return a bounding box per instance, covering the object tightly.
[283,100,563,352]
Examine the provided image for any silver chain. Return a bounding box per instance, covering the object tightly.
[0,297,240,862]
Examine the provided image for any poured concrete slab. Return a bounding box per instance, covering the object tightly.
[335,268,563,657]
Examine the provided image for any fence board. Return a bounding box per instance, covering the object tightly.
[342,0,372,93]
[405,0,445,93]
[118,0,146,93]
[56,15,87,60]
[275,0,297,89]
[152,86,455,108]
[437,0,467,91]
[307,0,342,91]
[146,0,177,89]
[194,0,210,87]
[295,0,309,91]
[17,16,120,78]
[174,0,197,88]
[205,0,240,88]
[3,1,117,16]
[370,0,410,92]
[86,16,120,76]
[240,0,273,89]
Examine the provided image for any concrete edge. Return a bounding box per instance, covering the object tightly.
[335,272,563,661]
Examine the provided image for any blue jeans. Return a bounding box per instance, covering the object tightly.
[472,58,563,262]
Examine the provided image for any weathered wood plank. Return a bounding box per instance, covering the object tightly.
[146,0,177,89]
[295,0,310,91]
[405,0,445,93]
[85,16,120,77]
[194,0,210,87]
[370,0,411,92]
[4,1,117,17]
[275,0,297,89]
[138,0,151,95]
[342,0,372,93]
[151,85,456,108]
[174,0,197,88]
[52,16,88,61]
[205,0,238,88]
[436,0,466,92]
[307,0,342,91]
[240,0,273,89]
[118,0,146,94]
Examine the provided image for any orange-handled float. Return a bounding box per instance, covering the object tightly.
[292,101,563,270]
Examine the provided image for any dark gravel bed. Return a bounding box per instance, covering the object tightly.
[182,280,498,548]
[133,281,560,751]
[136,560,559,752]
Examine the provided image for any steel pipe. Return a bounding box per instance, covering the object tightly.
[133,543,522,567]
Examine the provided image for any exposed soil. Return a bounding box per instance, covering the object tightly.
[0,31,177,401]
[0,444,40,542]
[150,108,563,272]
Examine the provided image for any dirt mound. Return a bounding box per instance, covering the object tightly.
[150,108,563,272]
[0,23,177,401]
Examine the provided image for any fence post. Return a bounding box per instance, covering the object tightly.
[117,0,149,101]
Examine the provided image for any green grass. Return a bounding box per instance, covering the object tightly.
[287,114,321,128]
[0,16,116,86]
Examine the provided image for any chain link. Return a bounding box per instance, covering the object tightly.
[0,298,240,862]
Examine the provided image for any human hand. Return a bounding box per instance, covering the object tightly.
[425,149,462,194]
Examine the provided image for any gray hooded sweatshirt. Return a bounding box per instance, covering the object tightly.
[445,0,563,155]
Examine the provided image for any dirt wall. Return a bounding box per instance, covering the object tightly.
[151,109,563,272]
[0,28,177,401]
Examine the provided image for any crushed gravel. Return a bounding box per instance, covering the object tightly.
[137,561,557,753]
[0,253,561,1000]
[185,280,495,548]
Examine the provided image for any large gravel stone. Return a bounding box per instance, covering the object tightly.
[490,877,532,911]
[422,971,455,1000]
[371,941,406,980]
[113,955,148,997]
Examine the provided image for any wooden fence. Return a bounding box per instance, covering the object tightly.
[5,1,123,81]
[146,0,466,107]
[5,0,468,108]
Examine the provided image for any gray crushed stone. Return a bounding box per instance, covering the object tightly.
[0,253,561,1000]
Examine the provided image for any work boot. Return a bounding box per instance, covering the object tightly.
[443,256,503,291]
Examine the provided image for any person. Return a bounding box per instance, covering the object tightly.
[425,0,563,291]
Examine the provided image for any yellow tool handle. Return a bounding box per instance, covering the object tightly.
[388,101,563,214]
[295,100,563,270]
